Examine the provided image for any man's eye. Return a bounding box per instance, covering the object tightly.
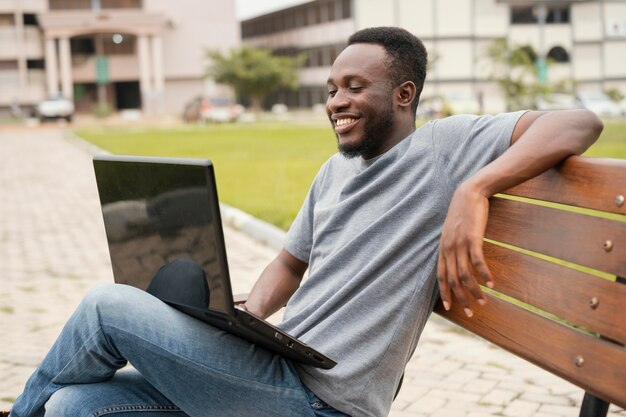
[349,86,363,93]
[328,90,337,97]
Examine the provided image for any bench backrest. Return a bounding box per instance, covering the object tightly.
[434,155,626,409]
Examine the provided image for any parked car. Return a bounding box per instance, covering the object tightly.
[36,95,74,122]
[619,98,626,116]
[182,96,244,123]
[416,92,481,119]
[442,92,481,115]
[416,95,444,119]
[576,91,622,117]
[535,93,581,111]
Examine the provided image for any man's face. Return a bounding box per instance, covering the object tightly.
[326,43,397,159]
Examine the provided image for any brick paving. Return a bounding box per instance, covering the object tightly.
[0,127,624,416]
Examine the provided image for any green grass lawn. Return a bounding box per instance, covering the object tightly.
[583,120,626,159]
[75,118,626,230]
[76,122,337,230]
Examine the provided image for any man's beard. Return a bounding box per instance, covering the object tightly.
[337,102,395,159]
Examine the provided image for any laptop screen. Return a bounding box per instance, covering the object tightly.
[93,155,233,315]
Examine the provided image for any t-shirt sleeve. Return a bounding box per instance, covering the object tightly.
[283,160,330,263]
[431,110,527,195]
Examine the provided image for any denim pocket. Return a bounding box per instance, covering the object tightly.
[303,385,349,417]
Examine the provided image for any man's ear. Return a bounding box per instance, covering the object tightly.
[396,81,417,109]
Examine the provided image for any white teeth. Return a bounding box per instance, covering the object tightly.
[336,118,356,126]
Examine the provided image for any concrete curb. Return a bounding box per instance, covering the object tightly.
[64,130,287,252]
[218,204,286,251]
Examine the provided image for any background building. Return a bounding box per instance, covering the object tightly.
[0,0,240,116]
[242,0,626,113]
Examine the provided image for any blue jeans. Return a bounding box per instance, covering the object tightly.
[9,284,346,417]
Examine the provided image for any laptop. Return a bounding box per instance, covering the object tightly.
[92,154,336,370]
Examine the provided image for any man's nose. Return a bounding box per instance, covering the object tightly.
[327,90,350,113]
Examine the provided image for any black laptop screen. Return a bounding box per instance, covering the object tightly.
[93,156,232,315]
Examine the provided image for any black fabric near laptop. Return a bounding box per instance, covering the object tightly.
[92,154,336,370]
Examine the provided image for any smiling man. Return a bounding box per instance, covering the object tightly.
[326,37,423,159]
[8,27,602,417]
[245,27,602,416]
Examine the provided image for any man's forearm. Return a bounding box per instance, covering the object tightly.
[468,109,603,198]
[244,249,307,319]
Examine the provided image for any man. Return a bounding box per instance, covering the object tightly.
[8,27,602,417]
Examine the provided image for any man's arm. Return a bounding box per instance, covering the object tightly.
[243,248,307,319]
[437,109,604,317]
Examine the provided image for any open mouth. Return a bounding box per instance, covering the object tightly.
[334,117,359,134]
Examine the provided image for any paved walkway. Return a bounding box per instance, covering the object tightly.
[0,127,623,417]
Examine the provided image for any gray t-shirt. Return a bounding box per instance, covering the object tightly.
[280,112,525,417]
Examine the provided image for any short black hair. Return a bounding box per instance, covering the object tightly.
[348,27,427,113]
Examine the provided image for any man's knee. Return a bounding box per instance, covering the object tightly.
[44,387,82,417]
[79,283,150,322]
[82,283,134,307]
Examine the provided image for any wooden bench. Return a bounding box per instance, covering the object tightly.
[434,155,626,416]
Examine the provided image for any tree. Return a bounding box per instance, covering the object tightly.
[482,38,550,111]
[206,46,304,112]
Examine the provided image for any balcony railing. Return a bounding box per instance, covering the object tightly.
[0,0,47,13]
[0,69,45,105]
[0,26,43,59]
[48,0,142,10]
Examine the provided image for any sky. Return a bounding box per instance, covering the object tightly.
[235,0,310,20]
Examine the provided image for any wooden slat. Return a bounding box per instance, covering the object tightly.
[482,242,626,345]
[485,198,626,277]
[434,295,626,409]
[503,156,626,215]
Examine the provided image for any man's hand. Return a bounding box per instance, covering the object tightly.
[437,181,493,317]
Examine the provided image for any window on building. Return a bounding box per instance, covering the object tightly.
[294,9,305,27]
[312,86,326,106]
[49,0,91,9]
[50,0,141,9]
[71,36,95,55]
[241,0,351,39]
[284,12,295,30]
[261,19,271,35]
[302,50,310,67]
[306,6,316,25]
[308,48,318,67]
[0,61,18,70]
[0,14,15,25]
[317,49,324,67]
[547,7,569,23]
[547,46,569,63]
[23,14,38,26]
[341,0,351,19]
[101,0,142,9]
[250,21,260,37]
[511,6,535,24]
[27,59,45,69]
[326,2,335,22]
[511,5,570,24]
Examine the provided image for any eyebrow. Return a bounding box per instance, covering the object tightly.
[326,74,367,86]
